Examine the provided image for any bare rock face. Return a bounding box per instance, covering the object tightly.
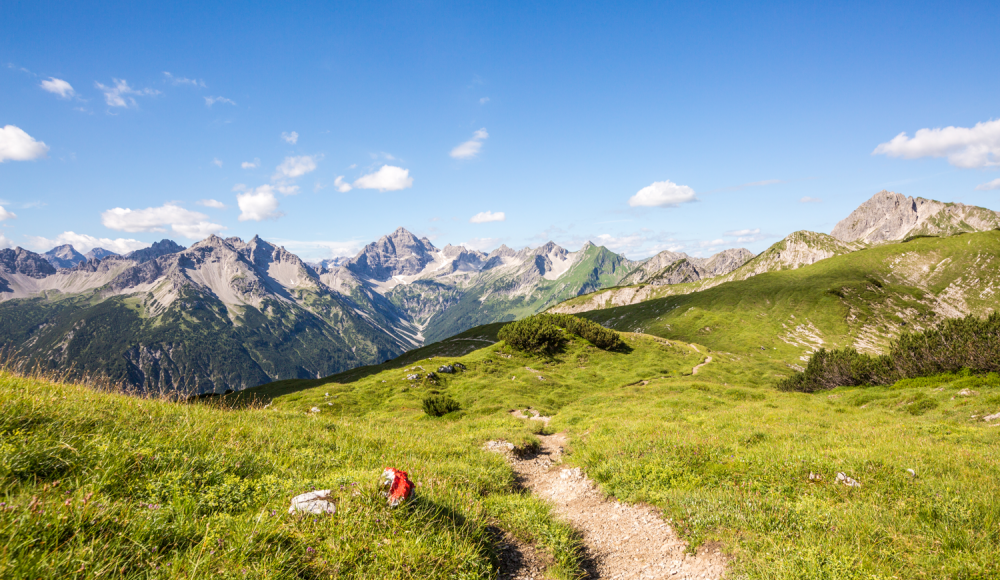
[43,244,86,269]
[126,239,185,263]
[0,248,57,278]
[832,190,1000,244]
[346,227,438,281]
[701,248,756,277]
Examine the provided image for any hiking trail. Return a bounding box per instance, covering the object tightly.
[493,412,728,579]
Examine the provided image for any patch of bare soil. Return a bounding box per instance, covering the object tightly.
[493,424,729,579]
[490,527,552,580]
[691,356,713,375]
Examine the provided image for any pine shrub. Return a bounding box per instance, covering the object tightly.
[498,313,625,354]
[779,312,1000,392]
[421,394,461,417]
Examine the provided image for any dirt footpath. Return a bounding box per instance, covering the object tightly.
[498,421,728,579]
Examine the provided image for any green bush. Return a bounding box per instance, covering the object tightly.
[497,313,625,354]
[780,313,1000,392]
[421,394,461,417]
[497,317,565,354]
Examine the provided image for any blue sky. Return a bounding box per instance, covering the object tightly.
[2,1,998,260]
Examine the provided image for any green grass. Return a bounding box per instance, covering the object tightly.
[568,231,1000,367]
[5,309,1000,578]
[242,331,1000,579]
[0,370,585,579]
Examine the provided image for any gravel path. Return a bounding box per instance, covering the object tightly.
[692,356,713,375]
[493,418,729,579]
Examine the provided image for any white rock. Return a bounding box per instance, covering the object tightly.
[288,490,336,514]
[835,472,861,487]
[983,412,1000,422]
[310,407,320,413]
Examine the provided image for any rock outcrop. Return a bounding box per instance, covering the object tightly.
[43,244,87,269]
[832,190,1000,244]
[126,239,185,263]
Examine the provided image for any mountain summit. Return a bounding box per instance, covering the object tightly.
[831,190,1000,244]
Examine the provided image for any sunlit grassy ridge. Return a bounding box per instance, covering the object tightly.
[568,231,1000,364]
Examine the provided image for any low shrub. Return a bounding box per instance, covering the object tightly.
[780,313,1000,392]
[421,394,461,417]
[497,313,625,354]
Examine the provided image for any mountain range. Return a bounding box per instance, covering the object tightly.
[3,189,995,394]
[0,226,754,393]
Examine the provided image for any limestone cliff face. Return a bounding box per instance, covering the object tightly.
[831,190,1000,244]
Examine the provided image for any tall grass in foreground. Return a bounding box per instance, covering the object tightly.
[0,370,585,579]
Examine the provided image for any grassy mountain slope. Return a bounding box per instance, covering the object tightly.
[558,231,1000,366]
[231,326,1000,579]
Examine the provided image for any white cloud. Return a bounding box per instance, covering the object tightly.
[275,184,299,195]
[725,228,760,237]
[334,176,352,192]
[241,158,259,169]
[163,72,205,87]
[95,79,160,108]
[628,180,697,208]
[470,210,505,223]
[873,119,1000,169]
[450,128,489,159]
[213,158,223,167]
[352,165,413,191]
[461,237,501,251]
[0,206,16,221]
[275,155,318,179]
[594,233,644,252]
[347,163,357,169]
[40,77,74,98]
[237,185,284,221]
[975,178,1000,191]
[270,238,363,261]
[101,203,225,239]
[281,131,299,144]
[699,239,726,248]
[0,234,11,249]
[479,97,490,104]
[25,231,149,255]
[205,96,236,107]
[0,125,49,162]
[800,196,822,203]
[197,199,226,209]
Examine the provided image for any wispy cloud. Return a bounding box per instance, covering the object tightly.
[450,128,489,159]
[95,79,160,108]
[241,158,259,169]
[0,206,17,221]
[975,178,1000,191]
[274,155,318,179]
[281,131,298,144]
[800,196,822,203]
[163,72,206,87]
[197,199,226,209]
[470,210,505,223]
[479,97,490,104]
[874,119,1000,168]
[212,158,223,167]
[334,176,352,192]
[40,77,74,98]
[205,96,236,107]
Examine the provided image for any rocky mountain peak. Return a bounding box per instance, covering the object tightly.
[831,190,1000,244]
[126,239,186,263]
[347,227,439,281]
[84,247,118,262]
[0,247,58,278]
[43,244,87,269]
